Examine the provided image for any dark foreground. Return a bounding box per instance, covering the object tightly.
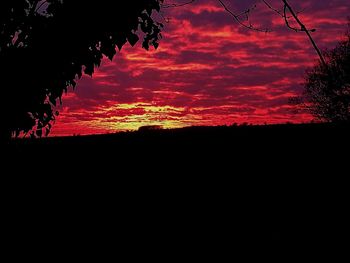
[5,122,350,152]
[4,123,350,170]
[2,123,349,258]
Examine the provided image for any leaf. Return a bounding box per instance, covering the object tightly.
[77,68,83,79]
[106,50,116,61]
[154,3,161,12]
[115,37,127,51]
[50,97,57,106]
[127,33,139,47]
[45,128,51,137]
[142,41,150,51]
[146,7,152,16]
[153,41,159,50]
[101,46,116,61]
[36,128,42,138]
[84,64,94,76]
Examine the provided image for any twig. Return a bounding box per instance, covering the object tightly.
[218,0,270,33]
[161,0,196,8]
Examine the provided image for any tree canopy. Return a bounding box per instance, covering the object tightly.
[0,0,164,139]
[302,24,350,122]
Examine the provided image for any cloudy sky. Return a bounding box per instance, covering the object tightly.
[51,0,349,136]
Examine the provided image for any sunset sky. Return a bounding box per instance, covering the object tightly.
[51,0,349,136]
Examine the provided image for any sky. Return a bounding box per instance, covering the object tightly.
[51,0,349,136]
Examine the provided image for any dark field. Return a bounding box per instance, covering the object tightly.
[2,123,348,256]
[3,122,349,182]
[4,122,349,164]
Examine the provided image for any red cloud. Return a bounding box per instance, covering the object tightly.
[51,0,350,136]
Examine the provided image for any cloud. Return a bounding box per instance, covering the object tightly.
[51,0,350,136]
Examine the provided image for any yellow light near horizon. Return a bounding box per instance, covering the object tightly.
[91,103,192,132]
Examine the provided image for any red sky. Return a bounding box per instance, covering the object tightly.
[51,0,349,136]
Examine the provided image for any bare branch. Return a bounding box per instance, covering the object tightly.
[282,0,326,67]
[261,0,284,17]
[160,0,196,24]
[260,0,325,66]
[161,0,196,8]
[218,0,270,33]
[283,3,299,32]
[160,0,326,66]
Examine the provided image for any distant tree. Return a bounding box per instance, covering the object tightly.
[138,125,163,132]
[300,23,350,122]
[0,0,164,140]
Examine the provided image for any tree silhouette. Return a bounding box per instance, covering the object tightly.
[0,0,164,139]
[301,23,350,122]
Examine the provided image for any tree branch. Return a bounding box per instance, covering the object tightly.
[218,0,270,33]
[160,0,327,66]
[261,0,284,17]
[161,0,196,8]
[282,0,326,67]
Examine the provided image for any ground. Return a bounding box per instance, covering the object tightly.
[1,123,348,252]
